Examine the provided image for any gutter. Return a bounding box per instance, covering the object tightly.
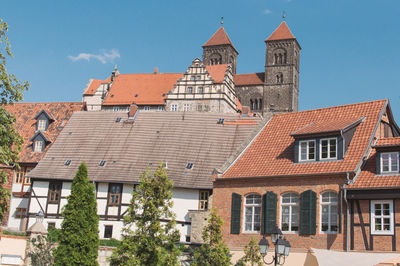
[343,172,351,252]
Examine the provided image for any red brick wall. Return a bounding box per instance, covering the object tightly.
[351,199,400,251]
[213,174,347,250]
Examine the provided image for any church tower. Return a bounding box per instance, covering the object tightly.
[202,26,238,74]
[264,21,300,112]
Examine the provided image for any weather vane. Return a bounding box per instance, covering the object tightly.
[221,16,224,25]
[282,11,286,20]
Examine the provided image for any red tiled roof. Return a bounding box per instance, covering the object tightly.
[234,73,265,86]
[348,147,400,189]
[102,73,183,106]
[374,137,400,148]
[265,21,296,41]
[291,118,363,137]
[83,77,111,96]
[203,26,237,52]
[221,100,387,179]
[206,64,228,84]
[2,102,83,163]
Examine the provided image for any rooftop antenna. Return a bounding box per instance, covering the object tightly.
[282,11,286,21]
[221,16,224,26]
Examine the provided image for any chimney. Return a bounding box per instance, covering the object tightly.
[154,67,158,74]
[128,103,138,119]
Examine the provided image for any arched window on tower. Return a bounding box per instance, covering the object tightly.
[209,53,222,65]
[274,54,278,65]
[254,99,258,110]
[258,98,263,110]
[250,99,254,111]
[279,54,283,64]
[284,53,287,64]
[276,73,283,84]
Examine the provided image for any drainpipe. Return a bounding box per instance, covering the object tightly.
[343,172,351,252]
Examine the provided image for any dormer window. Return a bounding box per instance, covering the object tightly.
[381,152,399,173]
[34,140,44,152]
[37,119,47,131]
[320,138,337,160]
[299,140,315,161]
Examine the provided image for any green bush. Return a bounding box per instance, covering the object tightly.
[100,238,121,247]
[1,230,27,237]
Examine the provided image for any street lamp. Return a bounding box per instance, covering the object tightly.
[258,225,290,265]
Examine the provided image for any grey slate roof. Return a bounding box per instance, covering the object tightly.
[27,111,260,189]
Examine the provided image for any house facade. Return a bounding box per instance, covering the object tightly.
[83,21,300,115]
[0,102,84,230]
[212,99,400,252]
[25,107,261,242]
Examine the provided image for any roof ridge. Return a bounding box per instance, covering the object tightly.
[2,102,82,105]
[274,99,387,118]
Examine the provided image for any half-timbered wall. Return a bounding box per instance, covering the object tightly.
[27,180,203,242]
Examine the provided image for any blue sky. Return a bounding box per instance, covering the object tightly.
[1,0,400,121]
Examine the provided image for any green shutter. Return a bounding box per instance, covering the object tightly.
[261,191,277,234]
[300,190,317,235]
[231,193,242,234]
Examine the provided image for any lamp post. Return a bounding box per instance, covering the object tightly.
[258,225,290,266]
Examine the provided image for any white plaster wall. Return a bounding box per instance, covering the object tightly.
[7,196,28,230]
[172,188,199,222]
[61,182,71,197]
[122,184,133,203]
[11,183,22,193]
[97,199,107,215]
[97,183,108,198]
[99,220,124,240]
[32,181,49,196]
[47,204,58,214]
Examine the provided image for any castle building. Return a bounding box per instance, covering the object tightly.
[82,21,300,116]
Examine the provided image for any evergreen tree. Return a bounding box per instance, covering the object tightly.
[54,162,99,266]
[110,163,180,266]
[236,237,263,266]
[28,234,55,266]
[192,208,231,266]
[0,18,29,221]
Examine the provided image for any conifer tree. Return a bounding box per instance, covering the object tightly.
[236,237,263,266]
[110,163,180,266]
[192,208,231,266]
[54,162,99,266]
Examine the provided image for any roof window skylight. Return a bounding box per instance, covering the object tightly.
[186,163,194,170]
[64,159,72,166]
[115,117,121,122]
[99,160,106,167]
[217,118,225,124]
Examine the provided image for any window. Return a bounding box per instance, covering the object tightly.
[371,200,394,235]
[320,191,338,233]
[37,120,47,131]
[198,87,203,93]
[64,159,72,166]
[109,183,122,206]
[244,194,261,232]
[381,152,399,173]
[47,222,56,230]
[158,106,165,111]
[170,104,178,112]
[48,182,62,204]
[115,117,121,123]
[99,160,106,167]
[113,106,120,112]
[186,163,194,170]
[299,140,315,161]
[276,73,283,84]
[14,167,33,184]
[15,208,26,219]
[143,106,150,111]
[281,193,299,232]
[196,75,201,80]
[187,87,193,94]
[34,140,44,152]
[183,104,190,112]
[190,76,195,81]
[199,190,209,210]
[104,225,113,238]
[320,138,337,159]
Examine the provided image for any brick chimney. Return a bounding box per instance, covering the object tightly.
[128,103,138,119]
[154,67,158,74]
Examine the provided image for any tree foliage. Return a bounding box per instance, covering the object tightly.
[54,162,99,265]
[110,163,181,266]
[28,234,55,266]
[192,208,231,266]
[236,237,263,266]
[0,18,29,221]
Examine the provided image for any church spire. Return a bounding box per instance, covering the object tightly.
[265,21,296,42]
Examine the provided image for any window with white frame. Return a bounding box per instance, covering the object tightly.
[320,138,337,159]
[320,191,338,233]
[183,103,190,112]
[299,140,315,161]
[34,140,44,152]
[113,106,120,112]
[143,106,150,111]
[244,194,261,232]
[187,87,193,94]
[170,104,178,112]
[157,106,165,111]
[37,119,47,131]
[371,200,394,235]
[281,193,299,232]
[198,87,203,93]
[381,152,399,173]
